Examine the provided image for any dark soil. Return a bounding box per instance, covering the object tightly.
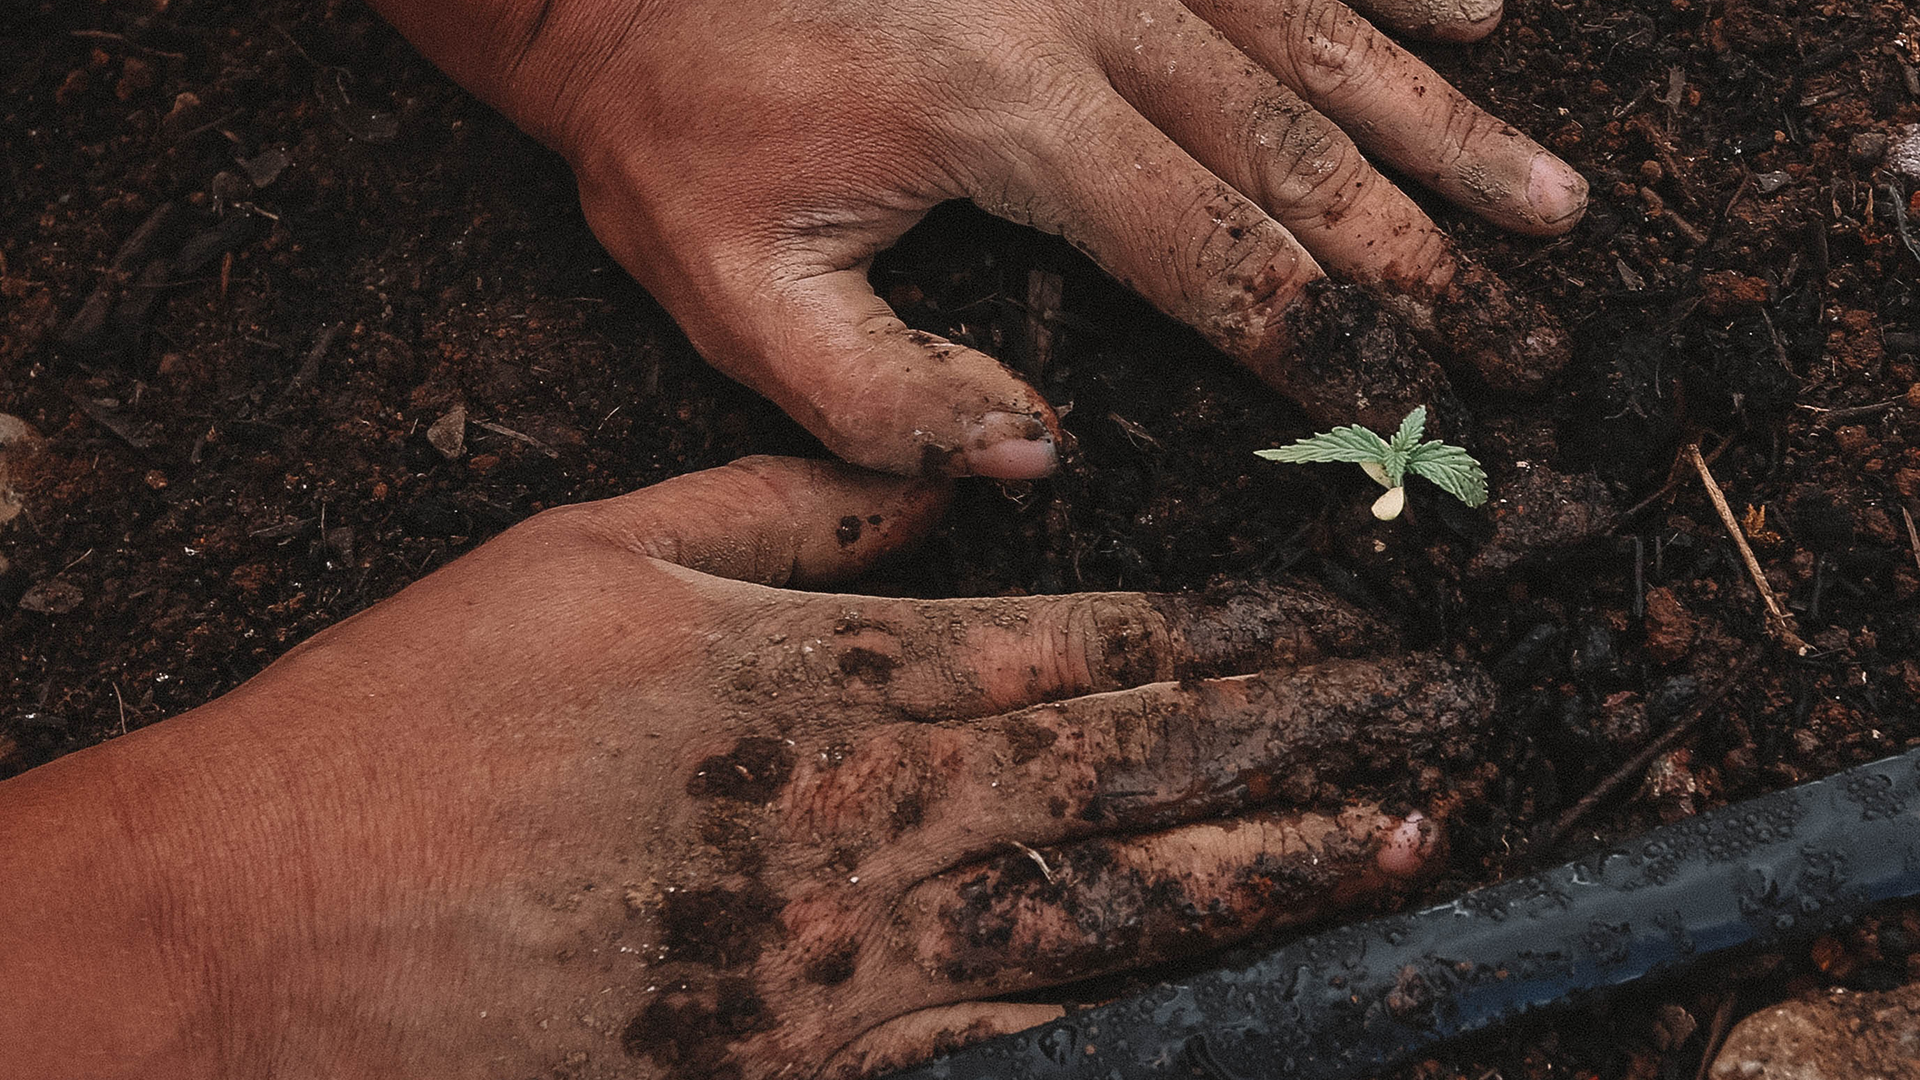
[4,0,1919,1077]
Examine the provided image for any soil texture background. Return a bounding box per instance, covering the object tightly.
[3,0,1920,1076]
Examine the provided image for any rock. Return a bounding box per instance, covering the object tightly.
[1466,466,1615,578]
[0,413,42,527]
[1711,981,1920,1078]
[1890,124,1920,182]
[18,578,83,615]
[1642,587,1698,665]
[427,404,467,459]
[1847,130,1888,166]
[237,147,289,188]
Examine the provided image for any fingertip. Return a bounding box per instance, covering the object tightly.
[1350,0,1502,41]
[1375,812,1442,879]
[957,411,1060,479]
[1525,152,1590,235]
[1425,4,1503,42]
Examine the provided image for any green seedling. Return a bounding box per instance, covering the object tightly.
[1255,406,1488,521]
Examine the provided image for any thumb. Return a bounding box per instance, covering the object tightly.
[583,186,1061,479]
[727,267,1063,480]
[580,455,950,588]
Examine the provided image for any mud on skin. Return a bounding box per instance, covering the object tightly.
[701,579,1398,729]
[611,653,1493,1079]
[1252,278,1465,435]
[1418,251,1572,394]
[1224,248,1569,430]
[920,807,1403,988]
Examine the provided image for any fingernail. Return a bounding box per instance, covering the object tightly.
[962,412,1058,479]
[1528,153,1590,227]
[1430,0,1502,42]
[1376,812,1435,878]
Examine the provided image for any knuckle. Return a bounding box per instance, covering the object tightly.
[1063,595,1175,692]
[499,500,610,555]
[1289,0,1388,103]
[1171,189,1309,360]
[1246,93,1367,216]
[1184,186,1281,282]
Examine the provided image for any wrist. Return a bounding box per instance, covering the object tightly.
[0,685,405,1078]
[368,0,664,160]
[0,736,224,1077]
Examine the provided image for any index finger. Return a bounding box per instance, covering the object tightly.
[1190,0,1587,236]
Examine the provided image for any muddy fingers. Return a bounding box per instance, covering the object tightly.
[820,1002,1068,1080]
[895,805,1433,998]
[760,654,1491,886]
[1093,0,1569,397]
[699,579,1392,727]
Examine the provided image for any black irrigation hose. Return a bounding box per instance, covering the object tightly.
[885,746,1920,1080]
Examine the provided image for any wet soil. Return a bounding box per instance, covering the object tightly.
[3,0,1919,1077]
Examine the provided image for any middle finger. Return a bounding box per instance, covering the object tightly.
[1188,0,1589,236]
[1095,0,1571,390]
[717,581,1392,726]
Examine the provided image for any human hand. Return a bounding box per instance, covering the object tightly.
[372,0,1587,478]
[0,456,1493,1078]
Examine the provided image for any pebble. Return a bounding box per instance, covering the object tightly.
[427,404,467,460]
[0,412,40,528]
[1890,124,1920,181]
[1711,982,1920,1078]
[1847,130,1888,166]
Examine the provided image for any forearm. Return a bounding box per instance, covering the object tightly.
[0,689,373,1079]
[365,0,661,152]
[0,743,214,1078]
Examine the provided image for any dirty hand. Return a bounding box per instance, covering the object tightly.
[370,0,1588,478]
[0,457,1492,1078]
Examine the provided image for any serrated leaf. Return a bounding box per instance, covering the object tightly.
[1387,407,1426,457]
[1381,447,1409,486]
[1254,424,1391,465]
[1405,441,1489,507]
[1373,408,1425,485]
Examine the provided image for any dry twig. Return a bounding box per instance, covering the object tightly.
[1540,647,1760,850]
[1904,505,1920,573]
[1686,444,1810,656]
[1615,437,1731,527]
[1799,395,1909,425]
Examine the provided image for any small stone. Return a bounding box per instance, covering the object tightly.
[427,405,467,459]
[237,147,289,188]
[1712,982,1920,1077]
[19,579,84,615]
[0,413,38,447]
[1752,171,1792,194]
[0,413,42,528]
[1642,587,1697,664]
[1890,125,1920,182]
[1847,130,1888,165]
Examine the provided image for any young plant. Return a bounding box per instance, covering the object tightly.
[1255,407,1488,521]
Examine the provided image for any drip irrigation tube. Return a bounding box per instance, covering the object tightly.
[884,746,1920,1080]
